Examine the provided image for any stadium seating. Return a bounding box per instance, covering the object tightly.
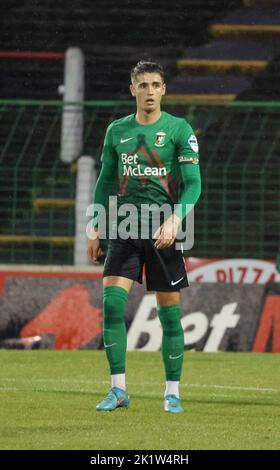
[0,0,242,99]
[167,2,280,102]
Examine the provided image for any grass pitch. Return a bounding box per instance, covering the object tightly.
[0,351,279,450]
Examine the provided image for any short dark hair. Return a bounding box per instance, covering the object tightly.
[130,61,165,83]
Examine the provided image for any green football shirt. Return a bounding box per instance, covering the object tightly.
[101,111,199,208]
[93,110,201,237]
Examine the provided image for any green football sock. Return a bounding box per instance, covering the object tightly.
[103,286,129,375]
[157,304,184,381]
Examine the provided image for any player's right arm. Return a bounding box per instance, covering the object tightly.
[87,123,118,263]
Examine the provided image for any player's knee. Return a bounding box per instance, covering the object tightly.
[157,304,183,333]
[156,291,180,306]
[103,286,128,324]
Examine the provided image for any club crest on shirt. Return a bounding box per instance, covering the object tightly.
[155,131,166,147]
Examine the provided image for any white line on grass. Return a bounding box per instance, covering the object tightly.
[0,378,278,393]
[184,383,278,393]
[0,387,18,391]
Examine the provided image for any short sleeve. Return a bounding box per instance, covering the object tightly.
[176,119,200,165]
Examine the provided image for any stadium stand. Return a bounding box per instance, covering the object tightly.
[0,0,241,99]
[168,1,280,101]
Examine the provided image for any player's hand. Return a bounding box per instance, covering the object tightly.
[153,214,181,249]
[87,228,104,263]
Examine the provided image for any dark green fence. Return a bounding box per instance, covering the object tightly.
[0,99,279,264]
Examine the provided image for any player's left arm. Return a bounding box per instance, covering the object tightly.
[174,159,201,219]
[154,120,201,249]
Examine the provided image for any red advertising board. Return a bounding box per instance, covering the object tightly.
[0,262,279,352]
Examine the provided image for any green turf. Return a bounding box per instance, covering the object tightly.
[0,351,279,450]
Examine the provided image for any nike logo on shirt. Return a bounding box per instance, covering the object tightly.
[120,137,134,143]
[171,276,184,286]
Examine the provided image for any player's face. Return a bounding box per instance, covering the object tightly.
[130,73,166,113]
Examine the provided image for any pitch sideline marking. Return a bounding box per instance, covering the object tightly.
[0,378,278,393]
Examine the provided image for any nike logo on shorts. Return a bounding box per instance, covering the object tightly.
[171,276,184,286]
[104,343,116,348]
[169,353,183,360]
[120,137,134,143]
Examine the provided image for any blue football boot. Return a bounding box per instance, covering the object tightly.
[164,394,184,413]
[96,387,130,411]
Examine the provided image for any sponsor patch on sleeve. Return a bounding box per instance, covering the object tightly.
[188,134,199,153]
[178,155,199,164]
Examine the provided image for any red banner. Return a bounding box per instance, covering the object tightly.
[0,265,279,352]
